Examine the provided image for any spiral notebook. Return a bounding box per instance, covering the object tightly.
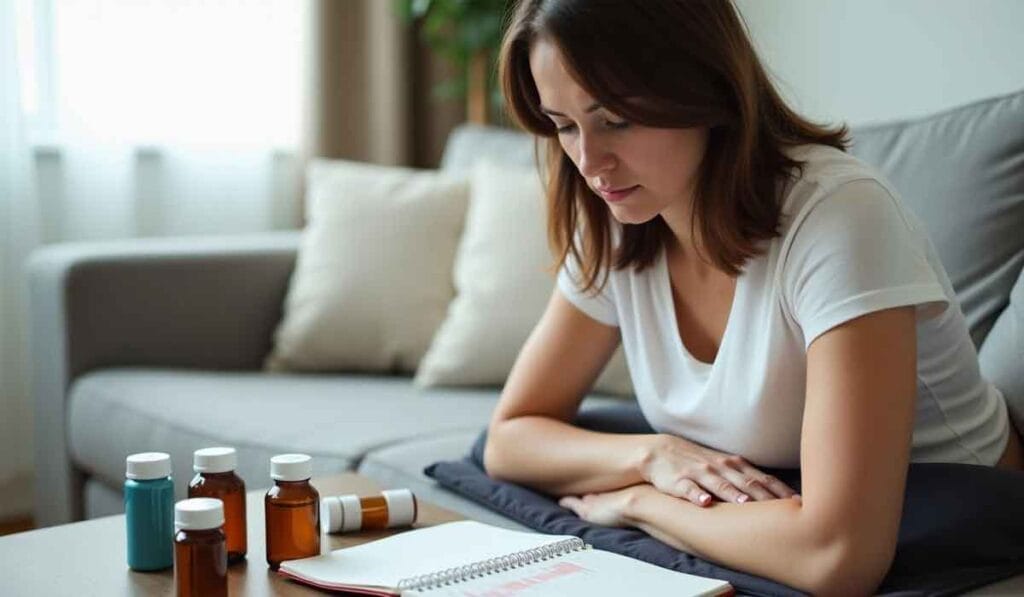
[278,520,733,596]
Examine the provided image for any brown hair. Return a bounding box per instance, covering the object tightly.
[499,0,849,290]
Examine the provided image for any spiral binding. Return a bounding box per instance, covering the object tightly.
[396,536,589,593]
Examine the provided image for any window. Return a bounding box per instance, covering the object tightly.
[17,0,305,149]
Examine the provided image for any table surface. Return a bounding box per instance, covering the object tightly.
[5,473,1024,596]
[0,473,464,596]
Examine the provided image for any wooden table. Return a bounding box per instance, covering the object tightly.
[0,473,465,596]
[7,473,1024,597]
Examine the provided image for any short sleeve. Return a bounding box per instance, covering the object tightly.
[781,178,949,349]
[556,253,619,327]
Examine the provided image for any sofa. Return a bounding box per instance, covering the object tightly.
[28,90,1024,577]
[27,122,588,533]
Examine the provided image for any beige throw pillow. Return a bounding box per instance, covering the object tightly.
[415,160,634,396]
[265,159,469,373]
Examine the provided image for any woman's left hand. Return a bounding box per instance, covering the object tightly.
[558,484,656,528]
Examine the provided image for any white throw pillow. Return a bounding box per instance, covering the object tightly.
[415,159,634,396]
[265,159,469,373]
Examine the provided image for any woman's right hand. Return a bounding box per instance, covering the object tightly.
[640,434,798,506]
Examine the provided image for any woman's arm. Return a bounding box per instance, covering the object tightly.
[484,289,657,495]
[564,306,918,595]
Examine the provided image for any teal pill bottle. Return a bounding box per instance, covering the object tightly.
[125,452,175,571]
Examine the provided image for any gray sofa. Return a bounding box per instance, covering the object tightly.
[28,90,1024,570]
[27,123,583,533]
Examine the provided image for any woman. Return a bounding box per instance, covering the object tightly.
[482,1,1024,594]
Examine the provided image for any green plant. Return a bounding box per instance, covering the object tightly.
[395,0,509,120]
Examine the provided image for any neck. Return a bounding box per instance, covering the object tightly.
[660,197,705,263]
[660,198,732,279]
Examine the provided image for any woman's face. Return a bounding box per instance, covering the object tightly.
[529,38,708,226]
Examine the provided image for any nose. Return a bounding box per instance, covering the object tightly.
[575,131,615,179]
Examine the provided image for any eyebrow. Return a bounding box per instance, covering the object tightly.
[539,102,603,117]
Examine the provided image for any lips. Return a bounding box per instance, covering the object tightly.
[596,184,640,203]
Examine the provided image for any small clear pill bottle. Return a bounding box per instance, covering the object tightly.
[125,452,175,571]
[322,489,418,534]
[189,447,247,563]
[174,498,227,597]
[265,454,320,570]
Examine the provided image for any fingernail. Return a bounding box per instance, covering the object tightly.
[737,494,749,503]
[699,494,711,504]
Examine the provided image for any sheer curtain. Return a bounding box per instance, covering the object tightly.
[1,0,40,521]
[0,0,306,520]
[33,0,306,239]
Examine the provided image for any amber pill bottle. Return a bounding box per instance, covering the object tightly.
[322,489,418,533]
[174,498,227,597]
[188,447,247,564]
[265,454,320,570]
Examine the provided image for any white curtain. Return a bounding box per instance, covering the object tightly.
[1,0,40,521]
[0,0,306,520]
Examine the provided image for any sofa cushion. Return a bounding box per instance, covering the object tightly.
[414,159,633,396]
[980,269,1024,427]
[439,124,535,174]
[849,89,1024,350]
[84,478,125,518]
[68,369,503,498]
[265,159,470,374]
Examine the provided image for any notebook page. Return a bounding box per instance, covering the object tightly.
[281,521,574,588]
[419,549,731,597]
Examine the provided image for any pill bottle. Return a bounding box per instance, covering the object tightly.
[189,447,247,563]
[125,452,175,571]
[265,453,320,569]
[322,489,418,534]
[174,498,227,597]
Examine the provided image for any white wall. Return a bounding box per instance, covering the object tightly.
[734,0,1024,127]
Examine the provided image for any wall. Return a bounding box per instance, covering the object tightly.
[734,0,1024,127]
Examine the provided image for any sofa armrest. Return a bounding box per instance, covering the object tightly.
[27,231,299,525]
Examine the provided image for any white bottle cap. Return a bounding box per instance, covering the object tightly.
[323,494,364,533]
[321,497,344,534]
[126,452,171,480]
[270,454,312,481]
[321,495,363,533]
[382,489,417,528]
[193,447,237,473]
[175,498,225,531]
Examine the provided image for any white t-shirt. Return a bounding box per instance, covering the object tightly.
[557,144,1010,468]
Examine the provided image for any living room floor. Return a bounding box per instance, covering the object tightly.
[0,517,33,537]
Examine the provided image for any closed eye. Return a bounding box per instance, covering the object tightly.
[555,120,630,135]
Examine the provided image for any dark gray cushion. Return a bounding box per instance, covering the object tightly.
[849,89,1024,350]
[425,405,1024,597]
